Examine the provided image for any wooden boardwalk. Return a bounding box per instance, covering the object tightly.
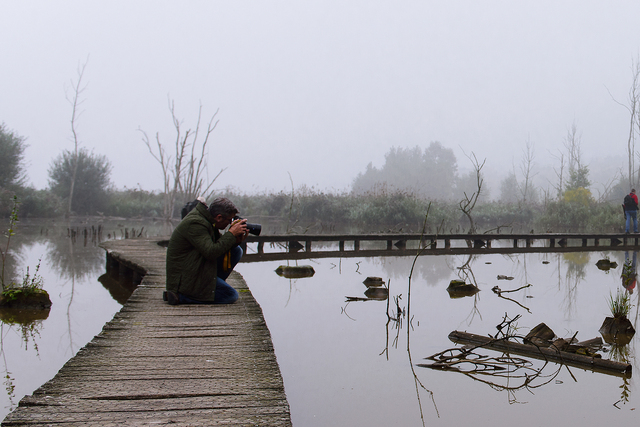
[2,238,292,426]
[241,232,640,261]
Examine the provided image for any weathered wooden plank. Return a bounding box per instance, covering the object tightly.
[2,238,291,426]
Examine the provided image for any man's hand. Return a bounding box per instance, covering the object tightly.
[229,218,249,243]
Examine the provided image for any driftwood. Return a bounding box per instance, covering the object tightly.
[448,330,632,378]
[274,265,315,278]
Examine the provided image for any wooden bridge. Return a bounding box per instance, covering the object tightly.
[240,232,640,261]
[2,238,291,426]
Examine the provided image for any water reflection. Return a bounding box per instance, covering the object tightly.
[420,316,565,405]
[0,218,158,419]
[622,251,637,294]
[559,252,589,317]
[238,248,640,426]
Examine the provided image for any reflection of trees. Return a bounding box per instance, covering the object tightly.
[44,236,104,281]
[455,255,483,324]
[557,252,589,317]
[0,318,44,411]
[405,228,440,425]
[421,345,563,405]
[0,324,16,411]
[0,228,48,287]
[370,255,453,288]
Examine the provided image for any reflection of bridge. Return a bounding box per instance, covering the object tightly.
[241,232,640,262]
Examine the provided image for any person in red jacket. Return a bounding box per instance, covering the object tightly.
[625,189,639,233]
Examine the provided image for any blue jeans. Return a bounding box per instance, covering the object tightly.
[179,246,242,304]
[626,210,638,233]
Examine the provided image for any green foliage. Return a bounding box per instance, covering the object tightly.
[352,142,460,200]
[0,123,27,189]
[566,165,591,191]
[19,187,65,218]
[534,198,620,232]
[563,187,593,205]
[0,197,46,299]
[48,148,112,214]
[608,289,631,319]
[1,261,45,302]
[104,188,165,218]
[1,196,19,291]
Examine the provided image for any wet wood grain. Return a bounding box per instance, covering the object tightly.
[2,238,291,426]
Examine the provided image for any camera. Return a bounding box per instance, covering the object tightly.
[233,216,262,236]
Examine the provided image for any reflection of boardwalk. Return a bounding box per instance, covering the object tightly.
[2,238,291,426]
[240,232,640,262]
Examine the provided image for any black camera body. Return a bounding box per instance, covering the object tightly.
[233,216,262,236]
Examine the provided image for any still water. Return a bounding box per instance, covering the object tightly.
[238,250,639,426]
[0,219,171,419]
[1,220,638,426]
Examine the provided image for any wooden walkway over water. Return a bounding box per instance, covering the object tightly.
[2,238,291,426]
[241,232,640,261]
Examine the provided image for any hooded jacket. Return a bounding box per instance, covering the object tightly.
[165,202,237,301]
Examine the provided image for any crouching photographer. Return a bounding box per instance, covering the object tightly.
[164,197,250,305]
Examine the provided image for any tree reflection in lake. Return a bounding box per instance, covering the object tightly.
[240,249,640,426]
[2,219,640,425]
[0,218,154,420]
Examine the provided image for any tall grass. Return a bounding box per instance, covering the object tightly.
[608,289,632,319]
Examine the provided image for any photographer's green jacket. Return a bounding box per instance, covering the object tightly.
[165,202,237,302]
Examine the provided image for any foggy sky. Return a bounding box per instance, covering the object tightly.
[1,1,639,195]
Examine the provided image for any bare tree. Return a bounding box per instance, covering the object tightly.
[563,122,583,174]
[518,138,537,205]
[549,149,565,200]
[65,58,89,217]
[140,99,225,219]
[459,152,485,234]
[608,55,640,190]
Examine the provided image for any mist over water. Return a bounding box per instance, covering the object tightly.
[2,1,640,197]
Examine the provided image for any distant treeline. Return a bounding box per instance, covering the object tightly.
[0,185,623,234]
[0,122,628,233]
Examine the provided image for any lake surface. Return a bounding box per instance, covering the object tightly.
[0,218,172,419]
[1,219,638,426]
[238,250,639,426]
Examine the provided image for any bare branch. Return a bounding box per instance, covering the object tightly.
[65,57,90,216]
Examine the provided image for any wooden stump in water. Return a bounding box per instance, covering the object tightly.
[599,316,636,345]
[595,259,618,271]
[363,277,385,287]
[446,280,479,298]
[275,265,316,278]
[364,287,389,300]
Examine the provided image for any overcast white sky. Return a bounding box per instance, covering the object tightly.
[1,1,639,195]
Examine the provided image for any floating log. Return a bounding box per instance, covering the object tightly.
[448,330,632,378]
[275,265,315,278]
